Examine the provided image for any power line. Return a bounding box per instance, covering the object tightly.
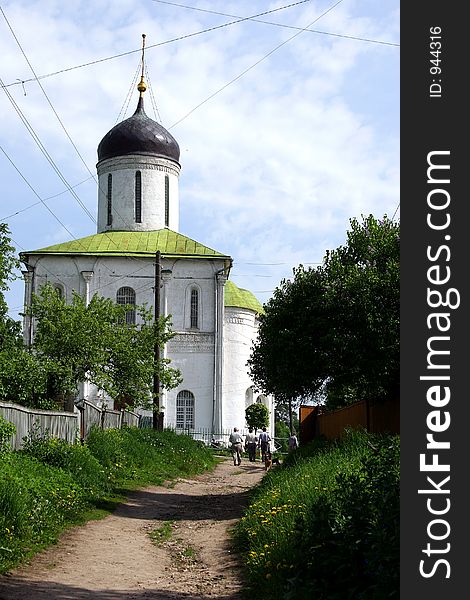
[152,0,399,47]
[0,176,92,221]
[1,12,166,269]
[1,0,316,91]
[169,0,346,129]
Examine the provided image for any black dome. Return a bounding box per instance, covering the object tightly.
[97,98,180,163]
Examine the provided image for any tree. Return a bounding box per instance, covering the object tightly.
[248,215,399,411]
[29,283,182,410]
[0,223,21,351]
[245,403,269,432]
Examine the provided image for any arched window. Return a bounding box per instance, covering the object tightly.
[116,286,136,325]
[135,171,142,223]
[176,390,195,429]
[190,288,199,329]
[107,174,112,226]
[164,175,170,227]
[53,284,64,300]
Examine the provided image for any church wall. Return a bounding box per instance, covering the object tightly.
[23,253,227,431]
[97,155,180,233]
[222,306,259,431]
[165,335,215,430]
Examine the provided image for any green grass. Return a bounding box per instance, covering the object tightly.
[0,426,216,574]
[234,429,399,600]
[149,520,174,545]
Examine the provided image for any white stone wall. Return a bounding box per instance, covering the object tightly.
[222,307,260,431]
[97,155,180,233]
[21,253,272,438]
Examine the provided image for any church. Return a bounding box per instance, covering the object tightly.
[19,65,274,440]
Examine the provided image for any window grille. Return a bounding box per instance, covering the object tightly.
[190,288,198,328]
[116,286,136,325]
[176,390,195,429]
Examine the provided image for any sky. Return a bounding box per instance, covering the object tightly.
[0,0,399,321]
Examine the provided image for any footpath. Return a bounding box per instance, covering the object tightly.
[0,457,264,600]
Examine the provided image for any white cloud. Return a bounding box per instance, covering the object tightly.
[1,0,399,312]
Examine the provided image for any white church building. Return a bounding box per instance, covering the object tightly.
[19,72,274,439]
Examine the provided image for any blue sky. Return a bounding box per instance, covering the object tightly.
[0,0,399,320]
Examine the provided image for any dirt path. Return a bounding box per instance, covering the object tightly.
[0,457,265,600]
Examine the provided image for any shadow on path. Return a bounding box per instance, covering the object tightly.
[0,579,245,600]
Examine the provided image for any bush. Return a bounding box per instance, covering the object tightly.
[0,415,15,453]
[287,435,399,599]
[0,452,88,572]
[234,430,399,600]
[86,426,215,486]
[21,428,110,500]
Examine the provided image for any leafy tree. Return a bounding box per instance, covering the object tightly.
[248,215,399,411]
[245,403,269,432]
[322,214,399,406]
[29,283,182,410]
[0,223,21,351]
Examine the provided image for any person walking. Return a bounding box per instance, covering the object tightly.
[244,428,258,462]
[258,427,271,463]
[288,431,299,452]
[229,427,244,466]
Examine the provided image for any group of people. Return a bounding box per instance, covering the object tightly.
[228,426,299,467]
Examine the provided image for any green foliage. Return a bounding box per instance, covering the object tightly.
[287,436,400,599]
[248,215,399,410]
[245,403,269,432]
[234,430,399,599]
[0,349,58,407]
[86,427,214,486]
[274,420,290,452]
[0,427,215,573]
[0,224,29,405]
[28,284,182,409]
[20,427,110,500]
[0,452,89,572]
[0,416,16,453]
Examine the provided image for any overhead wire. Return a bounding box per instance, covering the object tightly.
[168,0,346,129]
[1,7,144,242]
[0,9,169,273]
[0,176,93,222]
[151,0,400,47]
[2,0,396,314]
[1,0,316,91]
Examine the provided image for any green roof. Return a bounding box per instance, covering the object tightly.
[224,280,264,315]
[22,229,231,260]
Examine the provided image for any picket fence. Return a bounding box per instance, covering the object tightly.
[0,400,140,450]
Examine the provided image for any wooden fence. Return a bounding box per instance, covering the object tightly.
[0,401,78,449]
[0,400,141,450]
[299,397,400,444]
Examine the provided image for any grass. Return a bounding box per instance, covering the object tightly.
[149,520,174,545]
[0,426,216,575]
[234,429,399,600]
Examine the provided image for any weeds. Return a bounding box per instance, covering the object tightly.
[149,521,174,545]
[234,429,399,600]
